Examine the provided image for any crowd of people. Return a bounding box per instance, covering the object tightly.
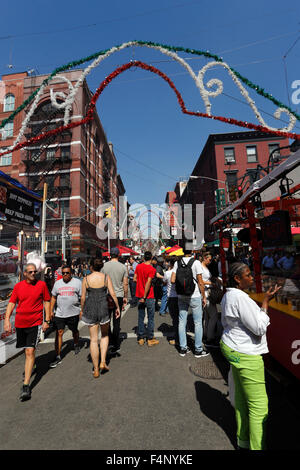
[3,246,283,450]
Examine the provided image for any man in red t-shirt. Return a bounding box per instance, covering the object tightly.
[4,263,51,401]
[133,251,159,347]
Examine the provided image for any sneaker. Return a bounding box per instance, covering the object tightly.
[194,349,210,358]
[179,346,191,357]
[138,338,145,346]
[20,384,31,401]
[74,344,80,355]
[111,346,121,354]
[147,338,159,347]
[50,356,62,368]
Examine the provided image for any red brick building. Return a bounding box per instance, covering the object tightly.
[0,70,125,259]
[167,131,290,242]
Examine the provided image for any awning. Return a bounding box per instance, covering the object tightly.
[0,244,10,254]
[210,150,300,225]
[102,245,139,257]
[164,245,184,256]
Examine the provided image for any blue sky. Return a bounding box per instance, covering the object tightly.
[1,0,300,213]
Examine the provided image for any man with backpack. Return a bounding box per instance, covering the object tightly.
[171,249,209,358]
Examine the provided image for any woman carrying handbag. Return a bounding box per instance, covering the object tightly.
[80,257,120,378]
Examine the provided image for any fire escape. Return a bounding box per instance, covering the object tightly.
[23,102,72,205]
[102,146,112,204]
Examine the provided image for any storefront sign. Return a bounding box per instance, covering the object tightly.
[0,182,41,229]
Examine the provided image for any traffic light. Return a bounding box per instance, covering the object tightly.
[215,189,220,213]
[103,207,112,218]
[237,185,243,198]
[229,186,237,203]
[215,188,226,213]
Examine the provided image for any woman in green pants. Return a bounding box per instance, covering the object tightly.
[220,263,280,450]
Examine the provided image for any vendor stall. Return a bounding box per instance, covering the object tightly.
[209,149,300,380]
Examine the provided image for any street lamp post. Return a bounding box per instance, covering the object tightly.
[189,175,230,204]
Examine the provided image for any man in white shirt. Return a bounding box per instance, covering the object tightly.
[171,250,209,358]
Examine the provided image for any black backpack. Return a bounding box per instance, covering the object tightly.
[175,258,196,296]
[208,277,224,305]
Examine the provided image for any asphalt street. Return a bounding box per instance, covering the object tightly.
[0,304,299,451]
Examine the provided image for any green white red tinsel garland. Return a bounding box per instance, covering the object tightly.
[0,41,299,157]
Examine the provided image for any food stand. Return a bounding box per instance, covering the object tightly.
[0,171,42,364]
[210,149,300,380]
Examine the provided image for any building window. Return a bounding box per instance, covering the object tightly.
[60,173,70,187]
[31,176,40,190]
[247,169,259,184]
[61,146,71,160]
[46,148,55,160]
[46,176,55,188]
[31,149,41,161]
[61,200,70,216]
[268,143,280,160]
[226,171,238,187]
[224,147,235,164]
[2,122,14,139]
[4,94,15,112]
[0,148,12,166]
[246,145,258,163]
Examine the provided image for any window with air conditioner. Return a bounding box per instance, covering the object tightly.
[268,143,280,160]
[224,147,235,164]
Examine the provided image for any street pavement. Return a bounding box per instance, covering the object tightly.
[0,304,299,451]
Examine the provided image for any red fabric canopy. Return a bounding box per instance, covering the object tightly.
[102,245,139,257]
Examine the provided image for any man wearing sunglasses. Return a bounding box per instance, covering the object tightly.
[4,263,51,401]
[49,265,82,368]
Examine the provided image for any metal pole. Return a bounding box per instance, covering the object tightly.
[40,183,47,342]
[108,225,110,256]
[18,231,24,282]
[219,229,227,287]
[62,209,66,262]
[41,183,47,264]
[247,203,262,293]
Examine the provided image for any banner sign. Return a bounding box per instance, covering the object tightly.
[0,181,41,229]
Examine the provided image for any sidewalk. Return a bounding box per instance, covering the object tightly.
[0,304,299,450]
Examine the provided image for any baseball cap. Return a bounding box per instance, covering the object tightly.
[110,247,120,256]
